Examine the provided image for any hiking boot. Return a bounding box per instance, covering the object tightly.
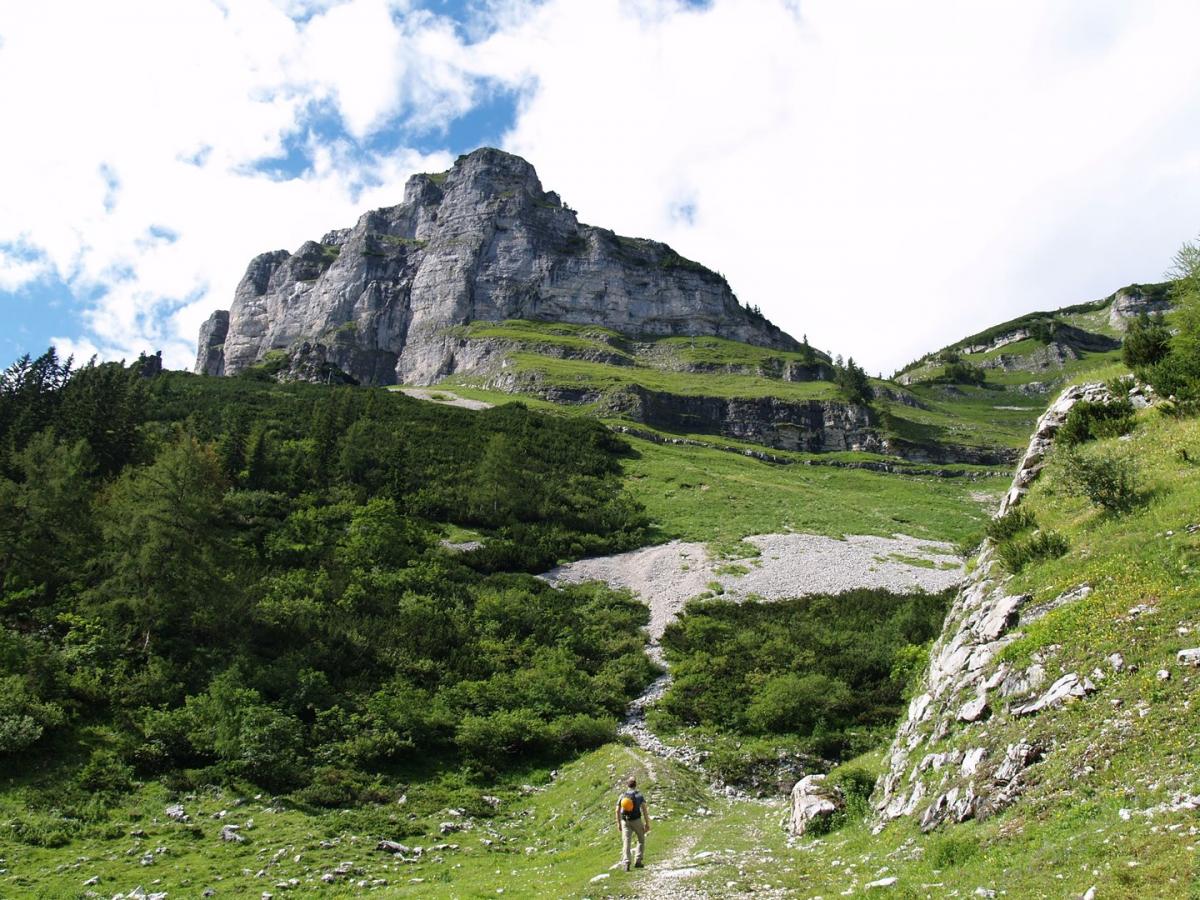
[624,861,630,872]
[634,860,644,869]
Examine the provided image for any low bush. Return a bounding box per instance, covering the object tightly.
[985,507,1037,543]
[1061,448,1142,513]
[1057,398,1135,447]
[939,360,986,386]
[928,832,981,868]
[1122,313,1172,369]
[659,588,952,764]
[997,530,1069,573]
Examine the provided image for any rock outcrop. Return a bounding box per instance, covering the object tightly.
[483,372,884,454]
[195,310,229,377]
[1108,285,1172,331]
[873,381,1114,832]
[197,148,799,384]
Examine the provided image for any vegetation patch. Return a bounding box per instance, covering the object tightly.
[658,588,953,766]
[0,354,655,810]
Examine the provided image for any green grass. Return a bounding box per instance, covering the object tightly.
[0,743,717,900]
[508,353,843,401]
[649,334,827,368]
[622,435,1005,546]
[449,320,632,361]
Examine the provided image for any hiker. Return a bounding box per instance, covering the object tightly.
[616,776,651,871]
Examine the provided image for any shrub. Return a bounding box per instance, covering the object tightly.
[292,766,390,808]
[985,507,1037,543]
[0,676,65,755]
[1057,398,1135,447]
[997,530,1069,573]
[940,360,986,386]
[77,749,135,796]
[889,642,931,700]
[829,766,876,816]
[1061,448,1142,513]
[1122,313,1172,369]
[928,832,981,868]
[744,673,851,735]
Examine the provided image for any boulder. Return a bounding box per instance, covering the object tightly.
[786,775,844,836]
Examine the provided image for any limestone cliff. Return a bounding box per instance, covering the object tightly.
[196,148,800,384]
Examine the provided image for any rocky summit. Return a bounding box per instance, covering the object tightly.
[196,147,797,384]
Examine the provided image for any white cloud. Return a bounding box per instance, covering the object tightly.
[0,0,460,368]
[5,0,1200,375]
[479,0,1200,372]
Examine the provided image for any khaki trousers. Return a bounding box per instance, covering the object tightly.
[621,817,646,866]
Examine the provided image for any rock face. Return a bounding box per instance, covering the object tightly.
[197,148,799,384]
[1109,286,1172,330]
[195,310,229,377]
[873,381,1115,833]
[488,375,883,454]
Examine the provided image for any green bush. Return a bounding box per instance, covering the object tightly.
[292,766,391,808]
[928,832,981,868]
[997,530,1069,573]
[940,360,986,386]
[0,675,65,755]
[1143,236,1200,407]
[1061,448,1142,513]
[1122,313,1172,369]
[660,588,952,765]
[744,673,851,735]
[1057,398,1135,447]
[985,507,1037,543]
[77,749,135,796]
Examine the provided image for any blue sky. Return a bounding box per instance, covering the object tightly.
[3,0,1200,374]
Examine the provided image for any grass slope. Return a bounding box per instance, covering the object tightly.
[622,436,1005,547]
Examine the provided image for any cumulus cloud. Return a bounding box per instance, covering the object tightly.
[479,0,1200,371]
[5,0,1200,374]
[0,0,462,367]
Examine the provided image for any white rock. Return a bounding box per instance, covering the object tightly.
[957,692,989,723]
[787,775,844,836]
[590,873,610,883]
[961,747,987,777]
[1177,648,1200,667]
[866,876,898,889]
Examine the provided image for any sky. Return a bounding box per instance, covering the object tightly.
[3,0,1200,376]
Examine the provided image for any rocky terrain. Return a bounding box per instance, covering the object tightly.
[196,148,798,384]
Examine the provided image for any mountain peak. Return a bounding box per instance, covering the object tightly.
[198,148,799,384]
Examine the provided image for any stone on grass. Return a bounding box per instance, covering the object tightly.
[787,775,844,836]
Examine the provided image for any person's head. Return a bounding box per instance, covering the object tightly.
[626,777,637,789]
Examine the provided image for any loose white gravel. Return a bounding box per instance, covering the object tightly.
[542,532,964,642]
[397,387,493,410]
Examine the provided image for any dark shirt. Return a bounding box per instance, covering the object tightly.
[620,790,645,820]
